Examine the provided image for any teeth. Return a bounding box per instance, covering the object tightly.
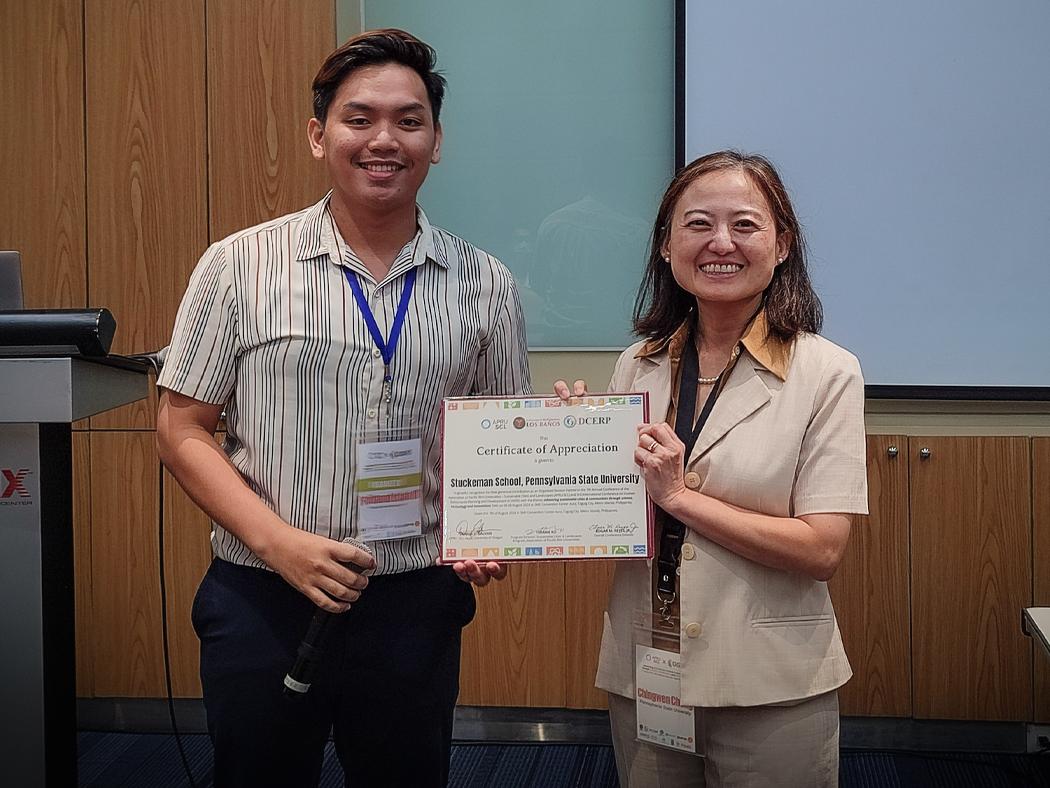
[361,163,401,172]
[701,263,743,273]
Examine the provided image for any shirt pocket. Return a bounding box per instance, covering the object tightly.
[750,614,833,629]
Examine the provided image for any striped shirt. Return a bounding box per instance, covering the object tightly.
[158,192,532,574]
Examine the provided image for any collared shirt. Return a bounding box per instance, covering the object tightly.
[158,192,531,574]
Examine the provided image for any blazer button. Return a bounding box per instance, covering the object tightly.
[681,543,695,561]
[684,622,702,638]
[683,472,701,489]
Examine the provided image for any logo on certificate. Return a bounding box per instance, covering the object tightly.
[483,546,500,557]
[633,544,647,554]
[568,546,586,555]
[504,546,522,556]
[546,546,564,556]
[445,548,457,558]
[563,415,577,428]
[590,545,608,555]
[525,546,542,556]
[447,402,458,410]
[612,545,629,555]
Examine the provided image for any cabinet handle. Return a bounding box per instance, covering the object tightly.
[919,447,931,460]
[887,445,898,458]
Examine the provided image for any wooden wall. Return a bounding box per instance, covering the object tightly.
[1,0,333,697]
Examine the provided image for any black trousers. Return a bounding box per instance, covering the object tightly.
[191,558,476,788]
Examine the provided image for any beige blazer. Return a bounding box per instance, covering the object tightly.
[595,320,868,707]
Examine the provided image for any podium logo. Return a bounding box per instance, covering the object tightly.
[1,468,31,499]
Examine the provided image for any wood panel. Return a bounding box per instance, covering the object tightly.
[830,435,912,716]
[73,432,93,696]
[161,465,214,697]
[90,431,164,696]
[911,436,1032,720]
[459,563,566,706]
[206,0,333,241]
[1034,438,1050,721]
[86,0,207,429]
[0,0,86,308]
[564,560,615,709]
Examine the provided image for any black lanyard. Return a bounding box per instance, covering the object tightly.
[655,332,731,611]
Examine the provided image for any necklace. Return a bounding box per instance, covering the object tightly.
[698,344,740,385]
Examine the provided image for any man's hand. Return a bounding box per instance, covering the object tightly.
[261,527,375,613]
[452,560,507,587]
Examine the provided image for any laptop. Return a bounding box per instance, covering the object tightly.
[0,251,25,310]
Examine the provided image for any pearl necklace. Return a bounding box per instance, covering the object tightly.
[698,344,740,385]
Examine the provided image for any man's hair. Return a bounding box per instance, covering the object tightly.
[634,150,823,343]
[311,29,446,125]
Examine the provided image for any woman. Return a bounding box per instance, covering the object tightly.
[558,151,867,786]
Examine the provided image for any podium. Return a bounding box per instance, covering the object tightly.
[0,357,148,788]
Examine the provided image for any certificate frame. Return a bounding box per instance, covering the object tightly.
[439,393,653,562]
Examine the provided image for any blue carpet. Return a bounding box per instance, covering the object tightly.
[78,732,1050,787]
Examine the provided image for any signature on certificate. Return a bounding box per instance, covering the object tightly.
[456,519,493,537]
[590,522,638,536]
[524,525,565,537]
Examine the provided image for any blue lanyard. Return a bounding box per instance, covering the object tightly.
[344,266,417,404]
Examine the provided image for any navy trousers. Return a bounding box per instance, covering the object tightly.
[191,558,476,788]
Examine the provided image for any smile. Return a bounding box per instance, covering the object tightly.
[700,263,744,273]
[357,162,404,172]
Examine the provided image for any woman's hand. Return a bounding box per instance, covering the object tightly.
[634,422,688,511]
[452,560,508,587]
[553,379,588,400]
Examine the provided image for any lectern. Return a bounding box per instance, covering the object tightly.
[0,356,148,787]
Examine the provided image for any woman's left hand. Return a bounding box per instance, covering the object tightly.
[635,422,688,510]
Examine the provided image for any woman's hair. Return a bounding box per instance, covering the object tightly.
[312,29,446,125]
[633,150,822,343]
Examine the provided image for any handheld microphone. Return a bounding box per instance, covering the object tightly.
[283,536,374,700]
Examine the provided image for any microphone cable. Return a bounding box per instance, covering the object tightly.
[158,459,199,788]
[138,345,199,787]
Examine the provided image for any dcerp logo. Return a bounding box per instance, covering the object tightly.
[1,468,31,499]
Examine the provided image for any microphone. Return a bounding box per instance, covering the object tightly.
[283,536,374,700]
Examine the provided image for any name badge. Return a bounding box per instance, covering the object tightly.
[355,436,423,542]
[634,645,697,754]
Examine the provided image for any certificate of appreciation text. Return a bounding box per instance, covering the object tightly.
[440,394,651,561]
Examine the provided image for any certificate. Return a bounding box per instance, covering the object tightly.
[440,394,651,561]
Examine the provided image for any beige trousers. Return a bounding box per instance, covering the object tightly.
[608,691,839,788]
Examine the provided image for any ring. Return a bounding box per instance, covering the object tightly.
[647,439,658,452]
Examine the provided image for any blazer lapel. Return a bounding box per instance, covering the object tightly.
[689,355,771,463]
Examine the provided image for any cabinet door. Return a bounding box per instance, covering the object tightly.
[565,560,615,710]
[459,563,566,706]
[829,435,911,716]
[910,437,1032,720]
[1033,438,1050,721]
[90,431,165,697]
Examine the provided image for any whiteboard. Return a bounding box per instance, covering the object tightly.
[357,0,675,349]
[683,0,1050,393]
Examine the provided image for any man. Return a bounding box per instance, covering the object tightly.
[156,29,529,787]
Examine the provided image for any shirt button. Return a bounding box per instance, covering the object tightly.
[372,348,382,358]
[366,407,377,419]
[684,622,702,639]
[684,472,701,489]
[681,543,695,561]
